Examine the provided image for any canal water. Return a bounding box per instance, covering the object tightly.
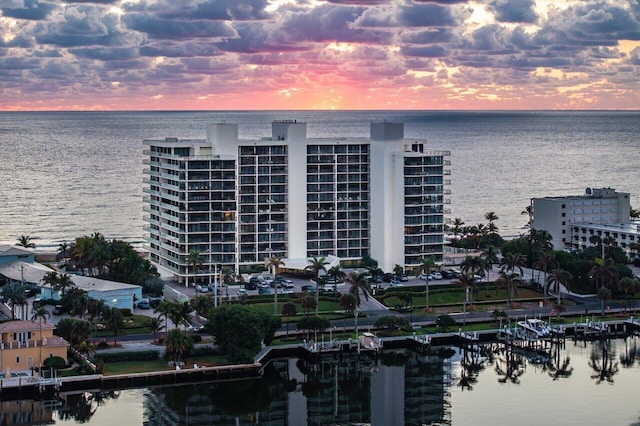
[6,337,640,425]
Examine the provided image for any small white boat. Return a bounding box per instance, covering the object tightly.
[517,318,551,338]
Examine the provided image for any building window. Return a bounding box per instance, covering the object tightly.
[562,230,566,234]
[16,356,20,364]
[562,221,566,226]
[561,213,566,217]
[562,204,566,208]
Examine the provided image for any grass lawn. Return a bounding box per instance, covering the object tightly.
[250,299,343,317]
[102,355,231,376]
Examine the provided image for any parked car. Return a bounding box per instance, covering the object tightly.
[137,300,151,309]
[258,287,271,295]
[237,288,248,296]
[389,280,404,287]
[245,281,257,290]
[440,270,454,279]
[396,274,409,282]
[52,305,67,315]
[32,298,43,308]
[195,284,210,293]
[431,272,443,280]
[301,285,315,292]
[276,277,294,288]
[382,273,394,283]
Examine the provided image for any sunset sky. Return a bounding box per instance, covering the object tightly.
[1,0,639,111]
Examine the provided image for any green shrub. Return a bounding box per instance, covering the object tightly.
[190,346,223,357]
[435,314,457,332]
[43,355,67,369]
[374,315,410,330]
[96,341,110,350]
[95,350,159,363]
[119,308,133,317]
[191,334,202,343]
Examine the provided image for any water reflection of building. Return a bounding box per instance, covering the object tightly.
[0,399,56,425]
[296,357,372,425]
[371,351,451,426]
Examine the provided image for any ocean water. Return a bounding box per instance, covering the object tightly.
[1,110,638,251]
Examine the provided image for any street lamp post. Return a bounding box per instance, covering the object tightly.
[213,264,219,308]
[463,287,469,326]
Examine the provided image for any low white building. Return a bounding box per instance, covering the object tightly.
[569,222,640,255]
[0,249,142,312]
[531,187,631,250]
[40,275,142,311]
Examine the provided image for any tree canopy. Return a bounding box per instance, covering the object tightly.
[208,304,280,363]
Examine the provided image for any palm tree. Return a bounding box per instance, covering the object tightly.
[596,286,612,316]
[149,317,165,343]
[57,273,74,297]
[305,256,328,316]
[167,301,190,330]
[545,268,573,304]
[3,282,27,319]
[266,255,285,316]
[484,211,499,244]
[416,256,437,311]
[480,245,499,286]
[41,271,59,299]
[104,307,124,345]
[31,305,50,371]
[347,272,370,336]
[496,271,522,316]
[189,295,213,317]
[521,205,532,228]
[589,257,619,295]
[534,251,558,301]
[186,250,204,289]
[87,298,106,322]
[72,292,90,319]
[165,329,191,364]
[88,235,109,276]
[282,302,297,336]
[450,218,465,242]
[339,293,356,315]
[57,241,69,263]
[500,252,526,276]
[618,277,639,312]
[453,273,477,307]
[75,340,96,361]
[16,235,35,248]
[154,301,173,329]
[299,294,317,319]
[326,265,347,292]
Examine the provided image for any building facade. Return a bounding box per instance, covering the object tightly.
[531,187,631,250]
[0,320,68,375]
[143,121,450,285]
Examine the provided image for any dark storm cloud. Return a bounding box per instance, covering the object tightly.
[325,0,389,4]
[401,44,447,57]
[122,0,271,21]
[398,3,458,27]
[69,46,139,60]
[33,5,136,47]
[139,41,221,58]
[542,2,640,44]
[278,3,390,44]
[401,28,455,44]
[122,13,238,39]
[1,0,57,20]
[0,56,41,76]
[412,0,468,4]
[489,0,537,24]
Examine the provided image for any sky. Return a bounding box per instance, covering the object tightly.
[0,0,639,111]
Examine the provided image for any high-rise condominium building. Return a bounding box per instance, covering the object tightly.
[143,121,450,286]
